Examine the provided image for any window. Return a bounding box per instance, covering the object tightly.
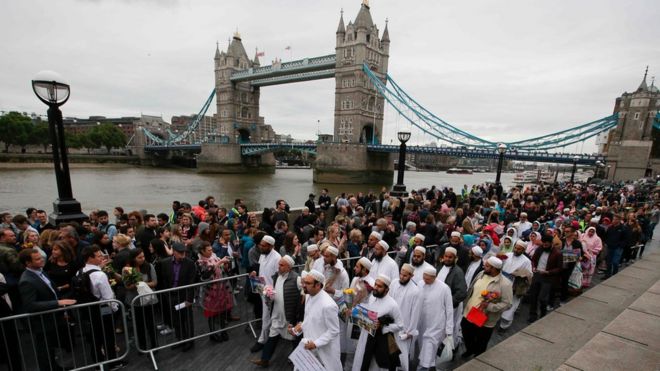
[634,112,640,120]
[341,100,354,110]
[339,118,353,135]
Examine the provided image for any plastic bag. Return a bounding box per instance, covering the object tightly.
[568,263,583,289]
[137,281,159,306]
[436,343,453,365]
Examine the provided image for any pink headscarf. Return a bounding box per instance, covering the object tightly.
[580,227,602,259]
[526,232,542,256]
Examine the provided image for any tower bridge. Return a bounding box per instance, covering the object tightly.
[136,1,658,183]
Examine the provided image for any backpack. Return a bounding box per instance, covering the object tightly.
[71,268,100,304]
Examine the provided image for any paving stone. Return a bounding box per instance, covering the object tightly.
[554,295,622,326]
[628,291,660,317]
[617,265,660,282]
[475,332,561,371]
[598,274,651,296]
[522,311,601,345]
[580,283,637,310]
[647,280,660,295]
[556,364,582,371]
[453,358,501,371]
[563,332,659,371]
[603,308,660,352]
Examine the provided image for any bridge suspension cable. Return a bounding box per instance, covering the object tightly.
[363,63,619,151]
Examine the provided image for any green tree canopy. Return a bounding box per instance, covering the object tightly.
[88,123,127,153]
[0,112,33,152]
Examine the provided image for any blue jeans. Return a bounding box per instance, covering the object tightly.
[606,247,623,277]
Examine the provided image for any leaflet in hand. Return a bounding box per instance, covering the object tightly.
[250,276,266,294]
[350,304,378,336]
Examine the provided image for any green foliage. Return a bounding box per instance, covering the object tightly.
[32,121,50,152]
[88,123,127,153]
[0,112,34,152]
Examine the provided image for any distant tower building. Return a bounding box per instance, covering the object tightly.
[604,67,660,180]
[214,34,273,143]
[333,1,389,144]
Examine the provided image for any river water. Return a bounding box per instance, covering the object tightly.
[0,165,515,214]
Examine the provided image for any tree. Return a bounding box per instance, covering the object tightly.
[31,121,50,153]
[0,112,32,152]
[88,123,127,153]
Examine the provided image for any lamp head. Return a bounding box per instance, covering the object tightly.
[397,131,411,143]
[573,155,580,162]
[497,143,507,154]
[32,70,70,106]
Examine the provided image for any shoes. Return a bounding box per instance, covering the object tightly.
[250,359,269,368]
[250,342,264,353]
[220,332,229,342]
[160,328,173,335]
[210,334,222,343]
[115,327,124,334]
[527,316,537,324]
[460,351,473,360]
[182,342,195,352]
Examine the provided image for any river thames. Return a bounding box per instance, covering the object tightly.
[0,165,515,214]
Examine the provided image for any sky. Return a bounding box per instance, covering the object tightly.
[1,0,659,152]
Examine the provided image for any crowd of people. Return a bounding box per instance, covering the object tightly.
[0,181,658,370]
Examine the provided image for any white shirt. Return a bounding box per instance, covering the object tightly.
[503,252,533,277]
[389,279,422,337]
[258,248,281,286]
[411,261,435,284]
[369,254,400,284]
[437,265,451,282]
[302,290,342,371]
[417,278,454,368]
[83,264,117,314]
[313,256,344,273]
[322,261,350,300]
[465,260,481,286]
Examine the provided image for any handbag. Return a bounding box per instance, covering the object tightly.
[137,281,159,306]
[466,306,488,327]
[568,263,583,289]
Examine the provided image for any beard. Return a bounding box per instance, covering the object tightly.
[373,290,385,298]
[400,277,410,285]
[514,251,523,256]
[374,254,383,262]
[412,259,422,267]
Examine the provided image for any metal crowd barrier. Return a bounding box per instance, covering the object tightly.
[0,299,129,371]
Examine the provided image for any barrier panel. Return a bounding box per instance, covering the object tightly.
[0,299,129,371]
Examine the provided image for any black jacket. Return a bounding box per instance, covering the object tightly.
[438,264,467,308]
[270,271,304,325]
[18,270,59,313]
[156,257,197,302]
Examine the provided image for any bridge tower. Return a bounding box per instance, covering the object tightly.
[314,1,395,184]
[604,67,660,180]
[333,1,389,144]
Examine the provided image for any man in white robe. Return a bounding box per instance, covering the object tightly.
[321,246,350,301]
[313,241,344,272]
[416,267,453,370]
[342,257,374,355]
[410,246,435,284]
[389,264,421,371]
[250,235,281,352]
[499,240,532,329]
[464,246,484,287]
[291,270,342,371]
[352,275,404,371]
[369,240,399,284]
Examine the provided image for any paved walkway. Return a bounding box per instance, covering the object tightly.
[457,231,660,371]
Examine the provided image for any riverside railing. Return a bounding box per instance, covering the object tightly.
[0,299,129,371]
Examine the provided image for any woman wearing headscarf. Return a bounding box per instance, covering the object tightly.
[526,232,542,258]
[579,227,602,288]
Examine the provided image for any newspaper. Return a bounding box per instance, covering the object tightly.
[288,341,326,371]
[350,304,378,336]
[249,276,266,294]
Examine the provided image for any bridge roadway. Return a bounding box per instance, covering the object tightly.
[143,142,605,165]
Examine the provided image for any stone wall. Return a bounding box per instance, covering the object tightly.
[313,143,394,184]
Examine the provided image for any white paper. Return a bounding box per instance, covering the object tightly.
[288,341,326,371]
[174,302,187,310]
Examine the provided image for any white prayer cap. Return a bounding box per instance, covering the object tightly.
[282,255,295,267]
[471,246,483,257]
[406,221,416,229]
[514,239,527,248]
[326,246,339,256]
[451,231,462,238]
[376,274,391,287]
[377,240,390,251]
[520,212,528,218]
[308,269,325,284]
[401,263,415,274]
[358,257,372,270]
[306,244,319,252]
[414,245,426,254]
[414,233,426,241]
[363,276,375,287]
[369,231,382,240]
[423,267,437,277]
[445,247,458,256]
[487,256,503,269]
[563,208,570,212]
[262,235,275,246]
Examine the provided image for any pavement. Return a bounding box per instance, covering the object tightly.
[457,229,660,371]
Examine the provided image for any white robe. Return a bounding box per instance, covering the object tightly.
[369,255,400,284]
[322,261,350,301]
[351,295,404,371]
[389,279,422,371]
[313,256,344,273]
[416,279,453,368]
[301,290,342,371]
[257,248,281,343]
[464,260,481,286]
[501,253,532,324]
[342,276,372,353]
[411,261,435,285]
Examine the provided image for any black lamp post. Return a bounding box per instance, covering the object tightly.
[32,71,86,225]
[390,131,411,197]
[495,143,507,184]
[570,155,579,183]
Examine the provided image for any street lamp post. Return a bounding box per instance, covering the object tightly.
[495,143,507,184]
[606,165,612,179]
[390,131,411,197]
[32,71,86,225]
[570,155,579,183]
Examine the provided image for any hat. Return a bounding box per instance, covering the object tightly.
[423,267,437,277]
[463,234,476,247]
[378,240,390,251]
[401,263,415,274]
[487,256,503,269]
[306,244,319,252]
[450,231,461,238]
[445,247,457,256]
[414,233,426,242]
[358,257,372,270]
[514,239,527,248]
[369,231,382,240]
[197,222,210,235]
[282,255,295,267]
[406,221,416,229]
[172,242,186,253]
[262,235,275,246]
[326,246,339,256]
[414,245,426,254]
[309,193,315,198]
[308,269,325,284]
[520,212,528,218]
[471,246,483,257]
[571,220,580,229]
[376,274,391,286]
[602,217,611,224]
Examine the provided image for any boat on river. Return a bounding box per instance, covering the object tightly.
[446,168,473,174]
